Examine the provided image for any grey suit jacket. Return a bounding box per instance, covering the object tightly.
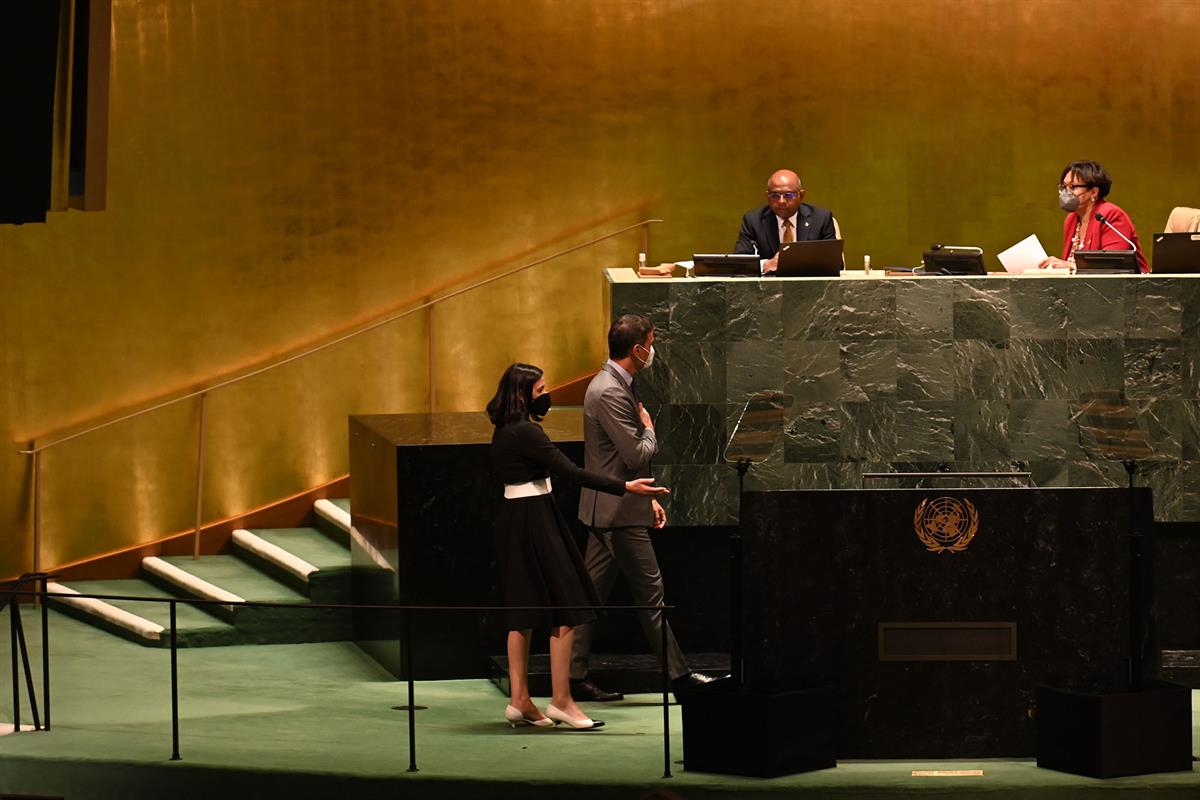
[577,363,657,529]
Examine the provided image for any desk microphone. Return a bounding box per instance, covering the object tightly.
[1094,213,1140,255]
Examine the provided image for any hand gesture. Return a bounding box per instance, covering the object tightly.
[638,402,654,431]
[1037,256,1074,272]
[652,498,668,529]
[625,477,670,496]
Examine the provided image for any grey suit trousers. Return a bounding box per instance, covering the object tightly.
[569,526,689,681]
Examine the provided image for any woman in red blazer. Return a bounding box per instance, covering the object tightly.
[1038,160,1149,273]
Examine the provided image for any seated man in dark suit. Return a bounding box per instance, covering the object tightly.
[734,168,836,274]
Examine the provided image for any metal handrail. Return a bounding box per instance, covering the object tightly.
[17,219,663,572]
[6,587,678,777]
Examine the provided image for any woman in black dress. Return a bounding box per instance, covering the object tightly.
[488,363,667,730]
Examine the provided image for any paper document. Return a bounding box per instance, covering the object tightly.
[997,234,1049,274]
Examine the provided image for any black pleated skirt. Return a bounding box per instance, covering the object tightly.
[493,493,600,631]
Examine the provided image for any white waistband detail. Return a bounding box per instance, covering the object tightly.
[504,477,553,499]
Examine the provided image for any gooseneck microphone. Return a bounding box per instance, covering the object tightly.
[1094,212,1140,254]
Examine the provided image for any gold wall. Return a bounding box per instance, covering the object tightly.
[2,0,1199,576]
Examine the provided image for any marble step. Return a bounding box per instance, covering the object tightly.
[314,498,350,542]
[48,579,238,648]
[143,554,350,644]
[232,526,351,603]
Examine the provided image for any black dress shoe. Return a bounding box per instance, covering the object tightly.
[570,678,624,702]
[670,671,726,696]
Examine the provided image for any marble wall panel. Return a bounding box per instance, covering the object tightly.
[1010,282,1069,339]
[1125,279,1182,338]
[841,340,898,400]
[1182,400,1200,460]
[613,282,669,339]
[954,340,1011,399]
[1125,339,1182,399]
[614,274,1200,523]
[657,404,724,465]
[1066,339,1124,395]
[1065,280,1124,338]
[893,401,955,461]
[783,281,841,340]
[661,341,726,404]
[1008,400,1084,461]
[1008,340,1071,400]
[1067,459,1128,488]
[841,400,898,462]
[726,282,783,341]
[783,403,842,463]
[897,339,955,400]
[783,341,843,402]
[1136,398,1183,461]
[895,280,954,338]
[954,401,1012,461]
[1181,338,1200,398]
[838,282,897,340]
[1175,462,1200,519]
[668,282,726,342]
[953,281,1011,340]
[665,464,738,526]
[1028,459,1070,487]
[727,341,785,402]
[1180,280,1200,339]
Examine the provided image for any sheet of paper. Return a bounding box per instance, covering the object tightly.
[997,234,1049,274]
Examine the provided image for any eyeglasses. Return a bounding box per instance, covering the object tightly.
[1058,183,1089,192]
[767,191,799,201]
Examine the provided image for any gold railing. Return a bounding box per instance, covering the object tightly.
[18,219,663,573]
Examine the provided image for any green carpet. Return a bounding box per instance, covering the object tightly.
[0,610,1195,800]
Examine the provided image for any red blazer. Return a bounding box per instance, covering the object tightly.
[1060,200,1149,273]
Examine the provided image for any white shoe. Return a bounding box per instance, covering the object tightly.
[505,704,553,728]
[545,703,605,730]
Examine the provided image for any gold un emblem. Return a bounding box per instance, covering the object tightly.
[913,497,979,553]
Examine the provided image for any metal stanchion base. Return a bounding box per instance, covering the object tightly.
[390,705,428,711]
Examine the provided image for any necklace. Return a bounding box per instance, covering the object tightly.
[1070,215,1089,255]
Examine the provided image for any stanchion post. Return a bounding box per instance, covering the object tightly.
[405,608,418,773]
[170,601,181,760]
[661,605,672,779]
[14,602,40,730]
[10,600,19,733]
[40,576,50,731]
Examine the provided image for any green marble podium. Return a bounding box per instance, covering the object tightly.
[606,268,1200,526]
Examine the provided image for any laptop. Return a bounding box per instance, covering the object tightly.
[1152,232,1200,274]
[775,239,845,277]
[691,253,761,277]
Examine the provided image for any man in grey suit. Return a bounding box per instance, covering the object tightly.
[570,314,713,702]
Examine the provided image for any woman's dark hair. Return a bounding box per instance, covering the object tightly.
[608,314,654,360]
[486,362,544,426]
[1061,160,1113,200]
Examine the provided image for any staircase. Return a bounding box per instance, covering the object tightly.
[47,499,353,647]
